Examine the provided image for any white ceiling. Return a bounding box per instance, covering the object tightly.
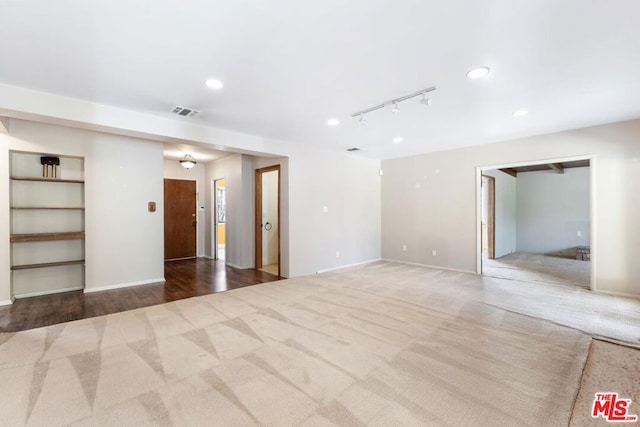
[1,1,639,159]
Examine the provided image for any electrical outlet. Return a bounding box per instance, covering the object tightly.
[323,206,329,213]
[402,245,407,252]
[432,249,437,257]
[577,231,582,237]
[336,251,340,258]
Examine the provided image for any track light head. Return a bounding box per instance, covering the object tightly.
[358,114,367,126]
[420,93,432,107]
[391,102,400,113]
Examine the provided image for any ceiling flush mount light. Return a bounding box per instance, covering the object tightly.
[327,118,340,126]
[392,137,403,144]
[351,86,436,124]
[180,154,197,169]
[466,67,490,80]
[512,109,529,117]
[205,79,224,90]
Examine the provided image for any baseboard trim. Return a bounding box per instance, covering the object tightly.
[165,257,196,262]
[225,262,244,269]
[381,258,476,275]
[14,286,84,299]
[592,289,640,300]
[316,258,382,274]
[84,278,165,293]
[0,299,13,306]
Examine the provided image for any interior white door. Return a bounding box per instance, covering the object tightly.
[261,170,279,266]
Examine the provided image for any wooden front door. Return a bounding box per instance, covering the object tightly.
[164,179,197,260]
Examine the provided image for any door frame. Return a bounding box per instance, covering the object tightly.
[212,178,225,260]
[255,165,281,276]
[475,154,595,290]
[481,175,496,262]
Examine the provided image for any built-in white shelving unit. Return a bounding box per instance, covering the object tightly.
[9,151,85,299]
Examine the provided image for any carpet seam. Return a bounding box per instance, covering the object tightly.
[568,337,594,427]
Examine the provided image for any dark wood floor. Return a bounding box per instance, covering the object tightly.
[0,258,281,332]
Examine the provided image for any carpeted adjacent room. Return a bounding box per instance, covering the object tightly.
[0,261,638,426]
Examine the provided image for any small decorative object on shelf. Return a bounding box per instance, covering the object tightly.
[40,156,60,178]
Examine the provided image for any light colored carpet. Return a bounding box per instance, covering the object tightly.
[0,261,637,426]
[571,340,640,426]
[483,252,590,289]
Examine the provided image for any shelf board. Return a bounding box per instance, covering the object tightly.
[11,259,85,271]
[11,207,85,210]
[10,231,85,243]
[10,176,84,184]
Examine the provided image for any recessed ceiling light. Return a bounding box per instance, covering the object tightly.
[392,137,403,144]
[466,67,490,80]
[512,109,529,117]
[327,118,340,126]
[205,79,224,89]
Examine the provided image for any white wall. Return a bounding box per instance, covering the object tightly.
[204,154,254,269]
[382,119,640,297]
[483,170,517,258]
[163,160,206,257]
[1,84,381,288]
[0,119,165,302]
[0,129,10,303]
[287,147,381,276]
[516,167,590,254]
[203,149,381,279]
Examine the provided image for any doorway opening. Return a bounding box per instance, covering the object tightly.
[255,165,280,276]
[478,157,593,290]
[164,178,197,260]
[213,178,226,260]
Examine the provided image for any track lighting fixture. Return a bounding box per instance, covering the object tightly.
[351,86,436,124]
[180,154,197,169]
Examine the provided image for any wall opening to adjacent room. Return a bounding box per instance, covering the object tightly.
[477,156,593,290]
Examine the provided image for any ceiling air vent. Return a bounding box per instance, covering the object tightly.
[346,147,360,152]
[171,106,200,118]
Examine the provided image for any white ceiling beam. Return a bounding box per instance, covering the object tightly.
[0,117,8,133]
[0,83,289,157]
